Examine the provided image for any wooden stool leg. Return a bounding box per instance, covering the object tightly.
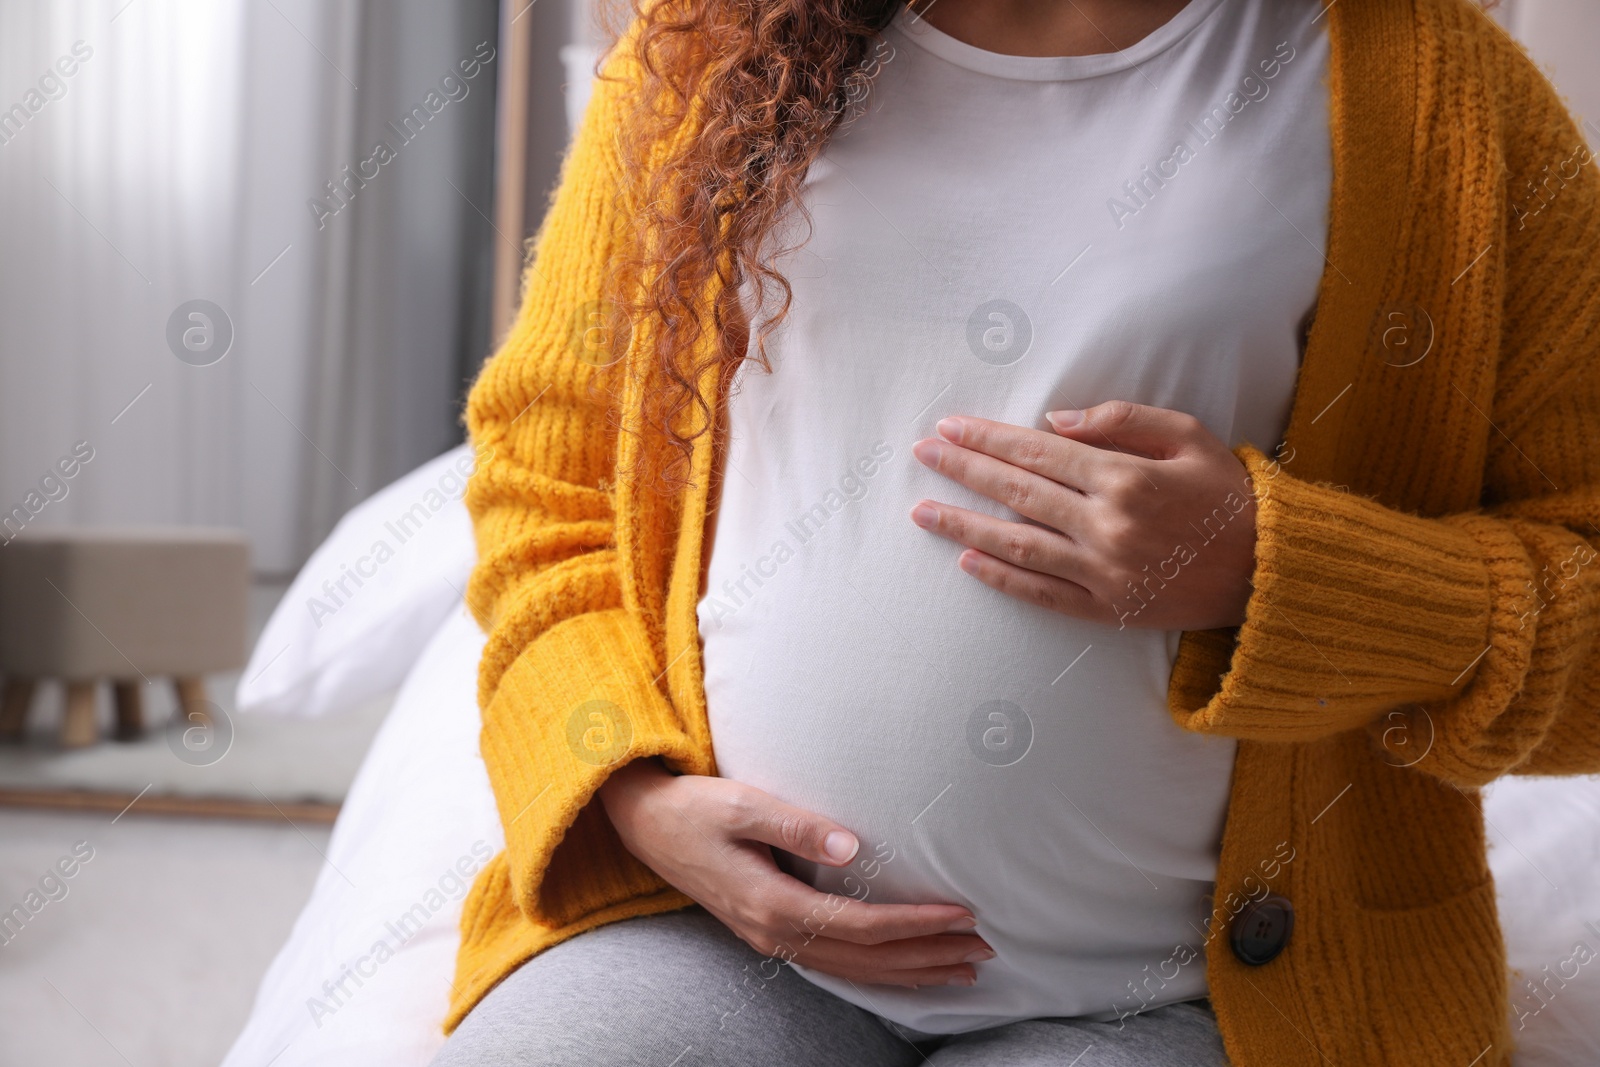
[61,681,99,748]
[1,678,36,743]
[174,677,212,730]
[113,680,145,742]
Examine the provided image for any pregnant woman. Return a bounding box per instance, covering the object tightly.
[435,0,1600,1064]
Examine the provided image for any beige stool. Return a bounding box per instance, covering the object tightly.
[0,529,249,748]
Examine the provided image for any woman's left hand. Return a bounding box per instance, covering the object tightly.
[909,401,1259,632]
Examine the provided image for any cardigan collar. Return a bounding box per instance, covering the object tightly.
[1275,0,1417,485]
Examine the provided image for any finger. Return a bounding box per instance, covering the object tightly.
[1045,400,1210,460]
[934,415,1116,492]
[788,933,994,980]
[955,548,1116,625]
[724,786,863,867]
[910,499,1093,587]
[717,902,979,989]
[911,437,1084,529]
[759,878,978,945]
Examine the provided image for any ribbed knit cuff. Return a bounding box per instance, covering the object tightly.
[1414,512,1564,784]
[480,607,708,928]
[1169,444,1493,739]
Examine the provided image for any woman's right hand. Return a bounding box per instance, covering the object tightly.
[598,757,994,988]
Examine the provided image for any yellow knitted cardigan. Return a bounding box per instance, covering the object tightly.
[451,1,1600,1063]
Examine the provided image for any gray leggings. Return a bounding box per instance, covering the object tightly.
[432,907,1230,1067]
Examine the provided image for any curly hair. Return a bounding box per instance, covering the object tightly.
[592,0,904,489]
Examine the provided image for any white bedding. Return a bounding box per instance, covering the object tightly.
[221,607,499,1067]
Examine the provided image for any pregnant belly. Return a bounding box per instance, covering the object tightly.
[696,495,1237,1032]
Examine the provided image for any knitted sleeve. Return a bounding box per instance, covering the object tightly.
[463,42,700,929]
[1167,42,1600,788]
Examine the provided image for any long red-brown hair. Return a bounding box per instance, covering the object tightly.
[594,0,903,489]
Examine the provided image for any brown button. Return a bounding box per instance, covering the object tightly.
[1229,894,1294,966]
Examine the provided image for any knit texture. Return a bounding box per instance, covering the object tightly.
[449,2,1600,1064]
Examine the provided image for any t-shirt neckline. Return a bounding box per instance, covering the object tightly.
[885,0,1228,82]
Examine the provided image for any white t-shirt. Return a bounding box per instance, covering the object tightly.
[697,0,1330,1034]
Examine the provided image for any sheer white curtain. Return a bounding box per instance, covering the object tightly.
[0,0,496,575]
[0,0,249,546]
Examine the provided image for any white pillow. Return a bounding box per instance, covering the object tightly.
[1483,774,1600,1063]
[237,445,478,717]
[221,606,501,1066]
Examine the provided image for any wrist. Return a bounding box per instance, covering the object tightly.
[597,755,670,823]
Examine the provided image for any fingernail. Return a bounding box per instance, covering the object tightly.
[936,417,964,443]
[911,439,941,466]
[1047,409,1082,428]
[946,973,976,986]
[945,915,977,931]
[823,831,859,863]
[963,948,996,963]
[910,503,938,528]
[958,551,980,575]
